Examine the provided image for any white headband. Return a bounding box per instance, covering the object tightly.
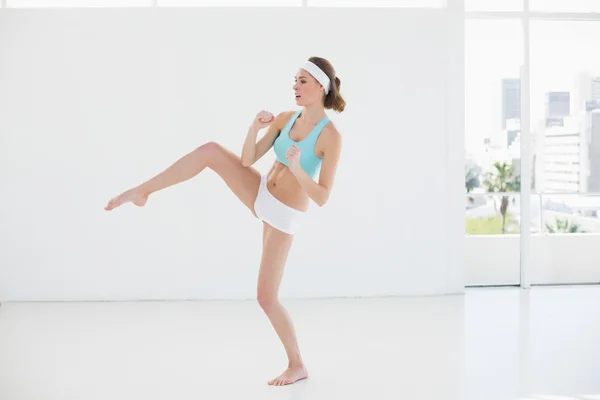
[301,60,331,95]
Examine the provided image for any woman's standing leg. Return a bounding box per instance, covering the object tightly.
[257,221,308,386]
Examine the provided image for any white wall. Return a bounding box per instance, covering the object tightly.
[0,7,465,301]
[465,234,600,286]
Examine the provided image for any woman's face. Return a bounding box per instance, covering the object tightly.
[293,68,324,106]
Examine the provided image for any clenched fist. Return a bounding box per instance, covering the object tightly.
[286,144,302,175]
[252,110,275,130]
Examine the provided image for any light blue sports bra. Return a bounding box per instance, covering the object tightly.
[273,110,330,179]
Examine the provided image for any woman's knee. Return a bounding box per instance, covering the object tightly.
[257,290,279,311]
[196,141,223,165]
[198,141,221,154]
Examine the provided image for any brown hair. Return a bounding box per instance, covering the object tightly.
[308,56,346,113]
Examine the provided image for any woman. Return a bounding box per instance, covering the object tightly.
[105,56,345,386]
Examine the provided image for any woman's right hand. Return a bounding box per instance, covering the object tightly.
[252,110,275,130]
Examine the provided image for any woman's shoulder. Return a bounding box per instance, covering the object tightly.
[317,121,341,155]
[261,110,295,134]
[279,110,297,119]
[273,110,297,128]
[322,121,341,141]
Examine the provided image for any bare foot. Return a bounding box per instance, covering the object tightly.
[105,188,148,211]
[268,365,308,386]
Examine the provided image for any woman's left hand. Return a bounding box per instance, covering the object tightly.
[286,145,302,174]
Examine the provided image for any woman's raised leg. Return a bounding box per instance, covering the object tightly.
[104,141,261,215]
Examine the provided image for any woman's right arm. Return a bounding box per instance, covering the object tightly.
[241,111,290,167]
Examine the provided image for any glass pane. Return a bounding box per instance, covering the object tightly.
[8,0,150,5]
[465,19,523,287]
[466,194,521,235]
[532,193,600,285]
[465,194,521,286]
[531,0,600,13]
[158,0,300,5]
[531,21,600,194]
[465,19,523,198]
[541,193,600,233]
[307,0,444,7]
[465,0,522,12]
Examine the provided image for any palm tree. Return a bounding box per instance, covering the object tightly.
[545,216,584,233]
[482,161,521,234]
[465,165,479,193]
[465,165,480,207]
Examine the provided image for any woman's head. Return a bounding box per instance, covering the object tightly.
[293,56,346,113]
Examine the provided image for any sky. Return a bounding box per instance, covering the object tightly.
[465,19,600,156]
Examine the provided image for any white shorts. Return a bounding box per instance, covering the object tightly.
[254,175,305,235]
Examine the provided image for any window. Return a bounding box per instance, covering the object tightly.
[528,20,600,284]
[465,0,522,12]
[464,18,523,232]
[464,19,524,285]
[158,0,300,6]
[8,0,151,6]
[307,0,445,8]
[531,0,600,13]
[531,21,600,195]
[7,0,303,5]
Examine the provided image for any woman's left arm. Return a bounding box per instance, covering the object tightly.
[287,126,342,207]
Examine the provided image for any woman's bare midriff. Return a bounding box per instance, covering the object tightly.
[265,161,310,212]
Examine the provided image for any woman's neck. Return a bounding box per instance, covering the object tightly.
[300,104,326,125]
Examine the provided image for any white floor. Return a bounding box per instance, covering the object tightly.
[1,286,599,400]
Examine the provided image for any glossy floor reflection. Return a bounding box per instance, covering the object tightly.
[0,286,598,400]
